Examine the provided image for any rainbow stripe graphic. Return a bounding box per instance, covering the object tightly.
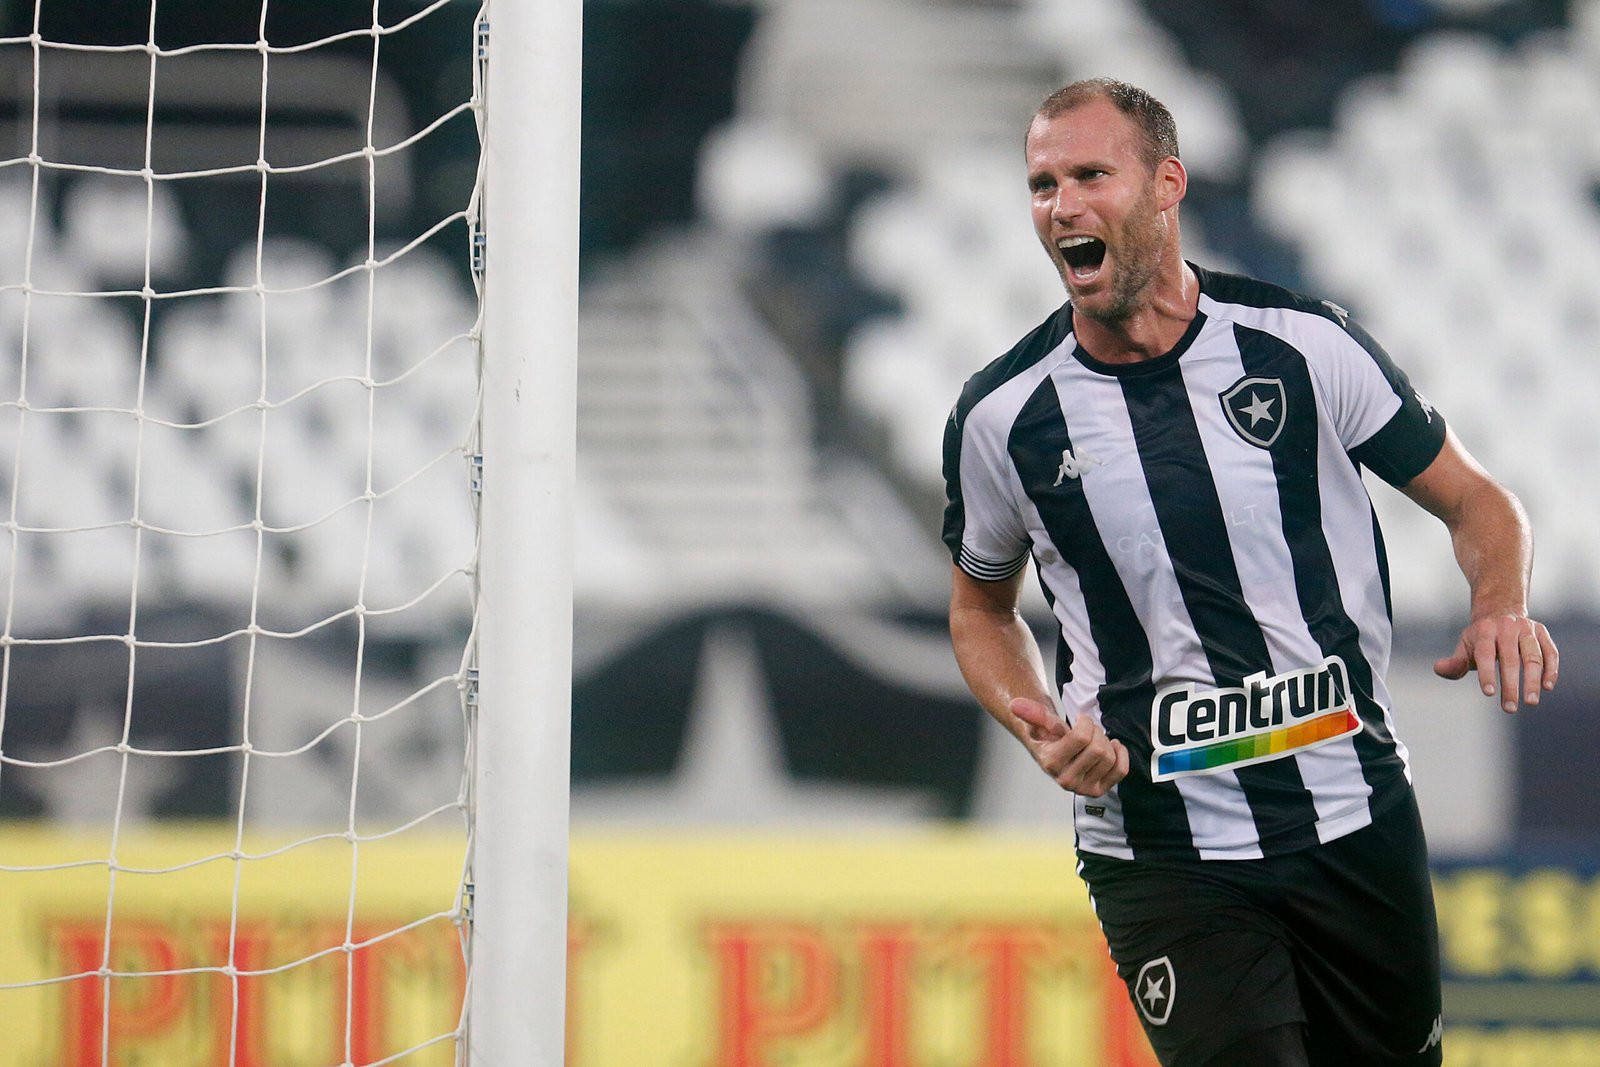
[1155,708,1360,779]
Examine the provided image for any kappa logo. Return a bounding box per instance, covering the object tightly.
[1150,656,1361,782]
[1415,390,1436,423]
[1134,956,1175,1026]
[1052,447,1101,485]
[1417,1014,1443,1053]
[1219,375,1287,449]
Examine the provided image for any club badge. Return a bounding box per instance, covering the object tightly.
[1219,375,1287,449]
[1135,955,1176,1026]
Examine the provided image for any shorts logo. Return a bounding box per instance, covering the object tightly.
[1135,956,1175,1026]
[1418,1014,1443,1053]
[1219,375,1287,449]
[1150,656,1361,782]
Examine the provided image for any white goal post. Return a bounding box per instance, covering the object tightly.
[470,0,580,1064]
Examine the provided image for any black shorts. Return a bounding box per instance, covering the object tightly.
[1078,793,1443,1067]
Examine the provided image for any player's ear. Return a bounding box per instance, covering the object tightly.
[1154,155,1187,212]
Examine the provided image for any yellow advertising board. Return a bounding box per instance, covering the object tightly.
[5,825,1597,1066]
[0,826,1151,1067]
[0,825,468,1067]
[567,831,1150,1067]
[1431,867,1600,1067]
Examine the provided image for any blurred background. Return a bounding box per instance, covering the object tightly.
[2,0,1598,1063]
[566,0,1600,858]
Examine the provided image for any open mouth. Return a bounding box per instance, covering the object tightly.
[1059,236,1106,280]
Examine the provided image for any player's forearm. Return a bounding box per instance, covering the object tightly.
[1445,479,1534,620]
[949,602,1055,741]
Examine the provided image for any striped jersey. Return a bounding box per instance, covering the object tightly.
[943,266,1447,861]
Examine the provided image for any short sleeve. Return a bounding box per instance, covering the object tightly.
[942,396,1031,581]
[1313,312,1447,487]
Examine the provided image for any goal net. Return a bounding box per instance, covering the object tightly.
[0,1,575,1064]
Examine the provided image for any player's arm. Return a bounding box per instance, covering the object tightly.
[948,563,1127,796]
[1399,426,1559,711]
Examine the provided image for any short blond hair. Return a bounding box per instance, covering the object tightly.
[1035,78,1180,171]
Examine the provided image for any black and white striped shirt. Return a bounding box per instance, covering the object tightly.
[943,266,1446,860]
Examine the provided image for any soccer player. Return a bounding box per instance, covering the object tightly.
[942,78,1559,1066]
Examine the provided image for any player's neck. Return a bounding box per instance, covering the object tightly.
[1073,260,1199,365]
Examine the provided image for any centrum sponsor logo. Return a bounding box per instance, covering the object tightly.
[1150,656,1360,782]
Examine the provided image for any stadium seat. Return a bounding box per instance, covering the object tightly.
[62,174,188,288]
[1255,17,1600,617]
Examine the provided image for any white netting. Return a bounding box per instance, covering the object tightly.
[0,2,485,1063]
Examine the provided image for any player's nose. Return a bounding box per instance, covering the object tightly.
[1050,187,1085,226]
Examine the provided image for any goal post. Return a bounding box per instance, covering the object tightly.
[469,0,580,1063]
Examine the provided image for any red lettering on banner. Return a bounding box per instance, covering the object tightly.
[961,923,1064,1067]
[347,926,384,1065]
[1100,959,1160,1067]
[31,905,1136,1065]
[706,922,838,1067]
[567,917,592,1067]
[40,912,466,1067]
[51,923,107,1067]
[858,924,920,1067]
[50,920,189,1067]
[345,922,430,1066]
[207,922,274,1067]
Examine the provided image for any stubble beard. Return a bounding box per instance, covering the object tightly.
[1061,185,1166,326]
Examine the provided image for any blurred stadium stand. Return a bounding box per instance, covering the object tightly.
[3,0,1598,857]
[568,0,1600,855]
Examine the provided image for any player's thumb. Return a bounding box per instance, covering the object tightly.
[1433,638,1471,680]
[1009,697,1066,741]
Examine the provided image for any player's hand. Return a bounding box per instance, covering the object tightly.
[1434,613,1559,713]
[1009,697,1128,797]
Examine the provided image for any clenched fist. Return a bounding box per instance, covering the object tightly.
[1009,697,1129,798]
